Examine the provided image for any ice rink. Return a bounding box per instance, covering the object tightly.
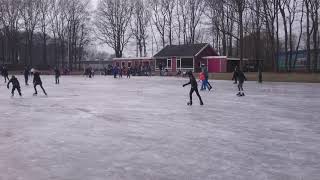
[0,75,319,180]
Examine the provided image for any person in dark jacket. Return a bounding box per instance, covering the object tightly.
[54,68,61,84]
[127,67,131,78]
[7,75,22,96]
[183,71,204,106]
[2,66,9,83]
[33,71,47,96]
[232,66,239,84]
[24,67,30,85]
[236,68,247,96]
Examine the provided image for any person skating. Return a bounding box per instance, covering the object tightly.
[236,68,247,97]
[7,75,22,97]
[183,71,204,106]
[33,71,47,96]
[127,67,131,78]
[24,67,30,85]
[232,66,238,84]
[54,68,61,84]
[2,66,9,83]
[202,64,212,91]
[199,71,206,90]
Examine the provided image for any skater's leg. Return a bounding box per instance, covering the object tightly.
[11,87,15,96]
[17,87,22,96]
[189,88,194,103]
[34,84,38,94]
[39,84,47,95]
[194,88,204,105]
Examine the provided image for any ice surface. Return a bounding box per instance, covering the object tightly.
[0,75,320,180]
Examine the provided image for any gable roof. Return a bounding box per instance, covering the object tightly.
[153,43,211,58]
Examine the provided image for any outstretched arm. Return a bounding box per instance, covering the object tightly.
[7,80,11,89]
[183,81,191,87]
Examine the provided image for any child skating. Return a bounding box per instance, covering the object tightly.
[7,75,22,97]
[2,66,9,83]
[24,67,30,85]
[33,71,47,96]
[54,68,61,84]
[183,71,204,106]
[236,68,247,97]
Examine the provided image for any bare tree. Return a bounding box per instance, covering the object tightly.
[132,0,150,57]
[39,0,51,66]
[0,0,21,64]
[20,0,41,66]
[95,0,134,58]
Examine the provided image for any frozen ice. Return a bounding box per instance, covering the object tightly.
[0,75,320,180]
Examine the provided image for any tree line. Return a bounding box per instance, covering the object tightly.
[95,0,319,72]
[0,0,91,70]
[1,0,319,72]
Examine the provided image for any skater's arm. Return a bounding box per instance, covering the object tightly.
[7,80,11,89]
[183,81,191,87]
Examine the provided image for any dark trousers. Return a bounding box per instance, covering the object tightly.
[12,86,22,96]
[4,75,9,83]
[34,82,47,95]
[24,75,29,85]
[238,81,244,91]
[55,76,60,84]
[189,87,203,103]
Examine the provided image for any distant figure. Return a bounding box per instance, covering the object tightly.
[232,66,238,84]
[202,64,212,91]
[54,68,61,84]
[7,75,22,97]
[236,68,247,97]
[113,66,118,78]
[176,69,182,76]
[33,71,47,96]
[127,67,131,78]
[24,67,30,86]
[104,67,107,76]
[2,66,9,83]
[199,71,206,90]
[183,71,204,106]
[159,63,163,76]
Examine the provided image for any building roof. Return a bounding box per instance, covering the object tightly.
[113,57,152,61]
[153,43,211,58]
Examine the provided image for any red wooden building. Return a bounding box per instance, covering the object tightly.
[152,43,220,73]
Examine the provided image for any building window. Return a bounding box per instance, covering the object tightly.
[181,58,193,68]
[128,62,131,67]
[177,58,181,69]
[167,58,172,68]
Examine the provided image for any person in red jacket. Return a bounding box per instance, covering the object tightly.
[199,72,206,90]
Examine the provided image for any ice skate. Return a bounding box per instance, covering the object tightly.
[237,92,242,96]
[241,93,245,97]
[33,93,38,96]
[187,101,192,106]
[200,101,204,106]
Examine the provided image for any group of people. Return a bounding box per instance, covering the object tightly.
[1,66,63,97]
[183,65,247,106]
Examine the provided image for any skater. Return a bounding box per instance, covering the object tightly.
[7,75,22,97]
[202,64,212,91]
[199,71,206,90]
[2,66,9,83]
[232,66,238,84]
[113,66,118,78]
[236,68,247,97]
[54,68,61,84]
[24,67,30,85]
[127,67,131,78]
[183,71,204,106]
[33,71,47,96]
